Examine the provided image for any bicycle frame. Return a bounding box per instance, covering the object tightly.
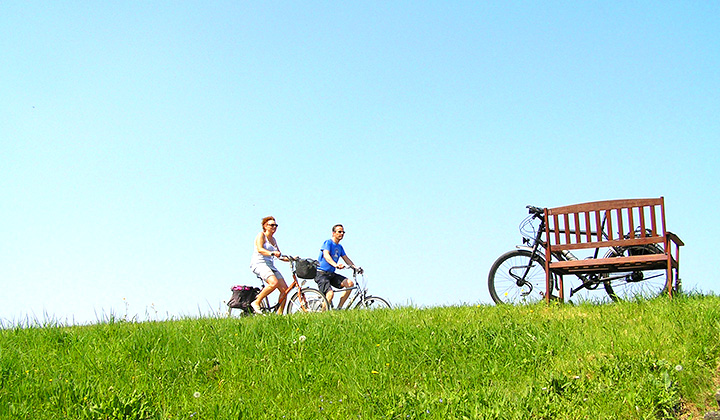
[258,256,316,313]
[329,267,374,309]
[258,272,299,313]
[326,267,390,309]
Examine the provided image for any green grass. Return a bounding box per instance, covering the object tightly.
[1,294,720,419]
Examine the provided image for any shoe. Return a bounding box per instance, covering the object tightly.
[251,302,263,315]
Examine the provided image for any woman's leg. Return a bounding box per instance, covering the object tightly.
[252,275,280,313]
[275,278,289,315]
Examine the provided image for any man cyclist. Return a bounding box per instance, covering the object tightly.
[314,224,361,309]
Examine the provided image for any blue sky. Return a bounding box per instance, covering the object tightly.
[2,1,718,325]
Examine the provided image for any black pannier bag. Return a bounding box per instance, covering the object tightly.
[295,258,318,279]
[227,285,260,313]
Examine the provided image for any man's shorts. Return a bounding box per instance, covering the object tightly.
[314,270,347,295]
[251,264,284,282]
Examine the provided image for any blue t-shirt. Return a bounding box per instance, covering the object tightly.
[318,239,346,272]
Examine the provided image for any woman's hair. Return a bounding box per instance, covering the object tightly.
[261,216,275,228]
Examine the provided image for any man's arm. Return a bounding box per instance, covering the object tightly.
[341,255,355,268]
[323,249,345,269]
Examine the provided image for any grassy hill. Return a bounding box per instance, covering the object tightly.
[1,294,719,419]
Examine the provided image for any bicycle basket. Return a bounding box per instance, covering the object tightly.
[519,215,539,242]
[228,285,260,310]
[295,258,318,279]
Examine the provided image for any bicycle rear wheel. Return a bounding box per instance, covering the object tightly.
[357,296,391,310]
[286,288,330,314]
[488,249,550,305]
[602,245,670,301]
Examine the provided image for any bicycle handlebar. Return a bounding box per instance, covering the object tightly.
[280,255,319,266]
[281,255,363,274]
[526,205,545,217]
[330,263,364,275]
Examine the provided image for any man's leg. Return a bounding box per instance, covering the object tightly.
[325,289,335,308]
[316,272,334,308]
[336,278,355,309]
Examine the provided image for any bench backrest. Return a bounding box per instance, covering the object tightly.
[543,197,667,252]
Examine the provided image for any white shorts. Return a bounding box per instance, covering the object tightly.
[251,264,284,282]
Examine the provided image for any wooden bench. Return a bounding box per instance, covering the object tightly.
[542,197,684,302]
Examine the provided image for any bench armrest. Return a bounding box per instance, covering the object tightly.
[666,231,684,247]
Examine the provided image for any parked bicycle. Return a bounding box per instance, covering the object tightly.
[487,205,668,305]
[327,266,391,310]
[228,255,329,316]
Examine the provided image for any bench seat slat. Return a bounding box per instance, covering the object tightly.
[549,254,678,275]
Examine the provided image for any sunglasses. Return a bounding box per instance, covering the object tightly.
[267,223,278,227]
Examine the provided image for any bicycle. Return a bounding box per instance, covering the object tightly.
[487,205,668,305]
[228,255,330,316]
[326,266,391,310]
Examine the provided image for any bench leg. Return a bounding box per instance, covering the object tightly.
[558,275,564,303]
[675,246,681,294]
[545,268,551,304]
[545,272,563,304]
[666,258,678,299]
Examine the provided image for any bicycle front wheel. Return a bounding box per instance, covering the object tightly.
[602,245,670,301]
[488,249,549,305]
[286,288,330,314]
[357,296,391,310]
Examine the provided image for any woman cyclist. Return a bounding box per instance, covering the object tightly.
[249,216,289,314]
